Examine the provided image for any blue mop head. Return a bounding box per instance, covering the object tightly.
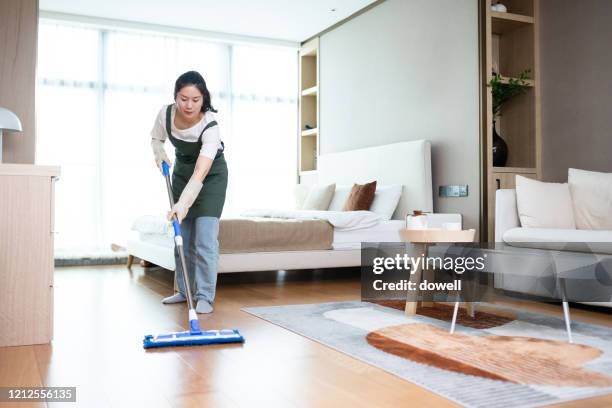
[143,329,244,349]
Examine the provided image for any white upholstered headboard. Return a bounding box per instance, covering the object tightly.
[318,140,433,220]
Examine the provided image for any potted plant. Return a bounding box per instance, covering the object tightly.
[488,70,530,166]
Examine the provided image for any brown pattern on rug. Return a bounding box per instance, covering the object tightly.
[371,301,516,329]
[367,323,612,387]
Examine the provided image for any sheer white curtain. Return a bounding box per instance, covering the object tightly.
[36,21,297,256]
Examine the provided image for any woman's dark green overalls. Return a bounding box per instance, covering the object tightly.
[165,104,228,219]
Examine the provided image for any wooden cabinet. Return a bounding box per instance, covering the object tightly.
[492,167,536,190]
[0,164,60,346]
[298,38,319,175]
[483,0,541,240]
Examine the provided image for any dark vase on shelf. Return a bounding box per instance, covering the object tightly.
[492,121,508,167]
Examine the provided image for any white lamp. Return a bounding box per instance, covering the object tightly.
[0,107,23,163]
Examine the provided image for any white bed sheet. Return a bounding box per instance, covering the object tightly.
[240,209,382,231]
[332,220,405,249]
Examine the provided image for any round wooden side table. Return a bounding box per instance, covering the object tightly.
[399,228,476,332]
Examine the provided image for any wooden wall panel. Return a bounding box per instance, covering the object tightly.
[0,0,38,164]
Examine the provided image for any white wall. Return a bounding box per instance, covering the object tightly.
[316,0,481,229]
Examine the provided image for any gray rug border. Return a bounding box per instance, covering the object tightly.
[241,300,612,408]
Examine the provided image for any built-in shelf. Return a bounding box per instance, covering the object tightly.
[491,11,534,35]
[492,167,537,174]
[299,38,319,175]
[301,128,317,137]
[302,86,318,96]
[485,0,540,241]
[496,76,535,87]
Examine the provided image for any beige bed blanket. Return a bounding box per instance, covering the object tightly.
[219,217,333,253]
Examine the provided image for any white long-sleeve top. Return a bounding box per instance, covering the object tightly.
[150,104,222,160]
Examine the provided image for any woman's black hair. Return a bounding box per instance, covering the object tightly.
[174,71,217,113]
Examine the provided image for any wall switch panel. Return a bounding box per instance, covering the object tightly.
[439,185,468,197]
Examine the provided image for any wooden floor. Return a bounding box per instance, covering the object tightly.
[1,264,611,408]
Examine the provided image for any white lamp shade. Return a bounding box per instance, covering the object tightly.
[0,107,23,132]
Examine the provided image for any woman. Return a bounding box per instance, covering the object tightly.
[150,71,228,314]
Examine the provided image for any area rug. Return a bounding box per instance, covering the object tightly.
[242,301,612,408]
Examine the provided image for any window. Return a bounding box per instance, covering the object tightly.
[37,21,297,256]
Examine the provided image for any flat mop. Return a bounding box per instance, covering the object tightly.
[143,161,244,349]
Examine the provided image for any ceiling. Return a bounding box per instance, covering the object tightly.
[39,0,378,43]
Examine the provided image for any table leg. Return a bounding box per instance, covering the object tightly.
[450,298,460,334]
[466,269,479,317]
[422,265,434,308]
[466,302,476,318]
[405,243,427,316]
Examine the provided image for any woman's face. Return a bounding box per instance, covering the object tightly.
[175,85,204,120]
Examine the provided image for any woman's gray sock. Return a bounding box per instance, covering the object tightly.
[161,292,186,304]
[196,299,213,314]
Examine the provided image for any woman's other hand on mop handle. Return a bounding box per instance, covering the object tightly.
[167,175,204,223]
[166,155,212,223]
[168,202,188,223]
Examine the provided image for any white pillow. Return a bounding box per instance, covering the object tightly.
[369,185,403,220]
[131,214,170,235]
[327,185,352,211]
[515,175,576,229]
[294,184,311,210]
[568,168,612,230]
[301,183,336,210]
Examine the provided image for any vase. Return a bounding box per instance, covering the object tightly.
[492,121,508,167]
[491,2,508,12]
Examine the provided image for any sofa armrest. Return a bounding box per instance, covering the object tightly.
[495,189,520,242]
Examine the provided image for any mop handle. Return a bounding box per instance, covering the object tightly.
[162,162,181,237]
[161,161,199,331]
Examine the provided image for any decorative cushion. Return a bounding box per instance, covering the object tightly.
[343,181,377,211]
[301,183,336,211]
[568,168,612,230]
[515,175,575,229]
[327,185,352,211]
[369,185,403,220]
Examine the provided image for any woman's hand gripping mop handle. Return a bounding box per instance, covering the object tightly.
[161,161,201,334]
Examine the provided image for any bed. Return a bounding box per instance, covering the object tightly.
[127,140,434,273]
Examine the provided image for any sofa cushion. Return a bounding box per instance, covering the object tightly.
[515,175,576,229]
[568,168,612,230]
[503,227,612,254]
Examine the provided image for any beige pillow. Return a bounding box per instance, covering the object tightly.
[515,175,575,229]
[568,168,612,230]
[301,183,336,210]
